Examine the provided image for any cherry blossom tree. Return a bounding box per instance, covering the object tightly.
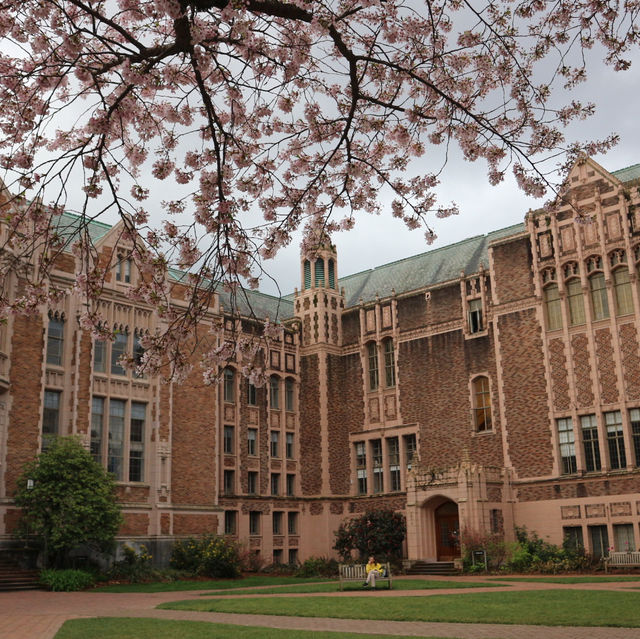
[0,0,637,381]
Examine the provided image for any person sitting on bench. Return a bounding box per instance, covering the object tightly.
[363,555,383,588]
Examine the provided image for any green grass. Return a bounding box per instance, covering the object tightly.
[94,575,327,593]
[492,575,640,584]
[53,617,461,639]
[198,578,502,596]
[160,590,640,627]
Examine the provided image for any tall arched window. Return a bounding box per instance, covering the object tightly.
[314,258,325,287]
[613,268,633,316]
[383,339,396,387]
[367,342,379,391]
[566,278,586,326]
[269,375,280,409]
[589,272,609,320]
[472,376,492,432]
[285,377,295,411]
[328,259,336,289]
[544,284,562,330]
[223,368,235,402]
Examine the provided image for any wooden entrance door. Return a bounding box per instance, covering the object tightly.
[435,502,460,561]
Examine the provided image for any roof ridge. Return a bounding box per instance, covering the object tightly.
[612,162,640,175]
[56,210,113,229]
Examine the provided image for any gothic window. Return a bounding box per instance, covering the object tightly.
[605,410,626,470]
[111,329,128,375]
[544,284,562,330]
[42,390,61,450]
[468,298,483,333]
[94,339,107,373]
[388,437,401,491]
[46,313,64,366]
[247,382,257,406]
[115,253,131,283]
[566,279,586,326]
[613,268,633,316]
[355,441,367,494]
[249,511,260,535]
[328,258,336,289]
[472,376,492,432]
[589,272,609,320]
[270,430,280,457]
[223,368,235,402]
[285,377,295,411]
[580,414,601,472]
[557,417,577,474]
[367,342,379,391]
[224,511,237,534]
[247,428,257,456]
[404,433,416,470]
[383,339,396,387]
[223,425,235,454]
[269,375,280,409]
[372,439,383,493]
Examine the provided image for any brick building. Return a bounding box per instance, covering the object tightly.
[2,156,640,564]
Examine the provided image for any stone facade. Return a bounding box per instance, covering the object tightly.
[2,157,640,564]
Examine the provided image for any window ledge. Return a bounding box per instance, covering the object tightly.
[465,330,489,340]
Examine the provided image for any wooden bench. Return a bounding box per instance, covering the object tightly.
[338,562,392,590]
[605,551,640,573]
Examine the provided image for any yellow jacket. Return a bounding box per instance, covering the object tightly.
[366,562,383,574]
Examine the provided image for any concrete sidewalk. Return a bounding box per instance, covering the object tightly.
[1,577,640,639]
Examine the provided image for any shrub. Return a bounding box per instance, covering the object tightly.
[295,556,339,578]
[108,544,154,583]
[171,535,240,578]
[40,568,94,591]
[333,509,406,562]
[460,527,508,571]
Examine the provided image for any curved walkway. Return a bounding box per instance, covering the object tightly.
[1,576,640,639]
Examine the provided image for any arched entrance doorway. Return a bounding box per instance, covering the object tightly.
[434,501,460,561]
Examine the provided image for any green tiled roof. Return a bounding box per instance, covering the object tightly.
[612,163,640,184]
[338,223,525,307]
[167,267,294,321]
[53,211,112,244]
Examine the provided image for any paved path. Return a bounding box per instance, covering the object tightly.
[2,576,640,639]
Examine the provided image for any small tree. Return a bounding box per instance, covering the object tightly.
[14,436,122,567]
[334,509,406,562]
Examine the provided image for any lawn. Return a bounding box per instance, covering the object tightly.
[197,578,502,596]
[94,575,327,593]
[53,618,461,639]
[160,590,640,627]
[492,575,640,584]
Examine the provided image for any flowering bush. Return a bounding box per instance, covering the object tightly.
[171,535,240,578]
[108,544,154,583]
[333,509,406,562]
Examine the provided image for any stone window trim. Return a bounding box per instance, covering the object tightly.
[349,425,419,496]
[469,374,493,434]
[461,272,489,339]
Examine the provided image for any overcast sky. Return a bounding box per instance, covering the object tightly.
[257,56,640,298]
